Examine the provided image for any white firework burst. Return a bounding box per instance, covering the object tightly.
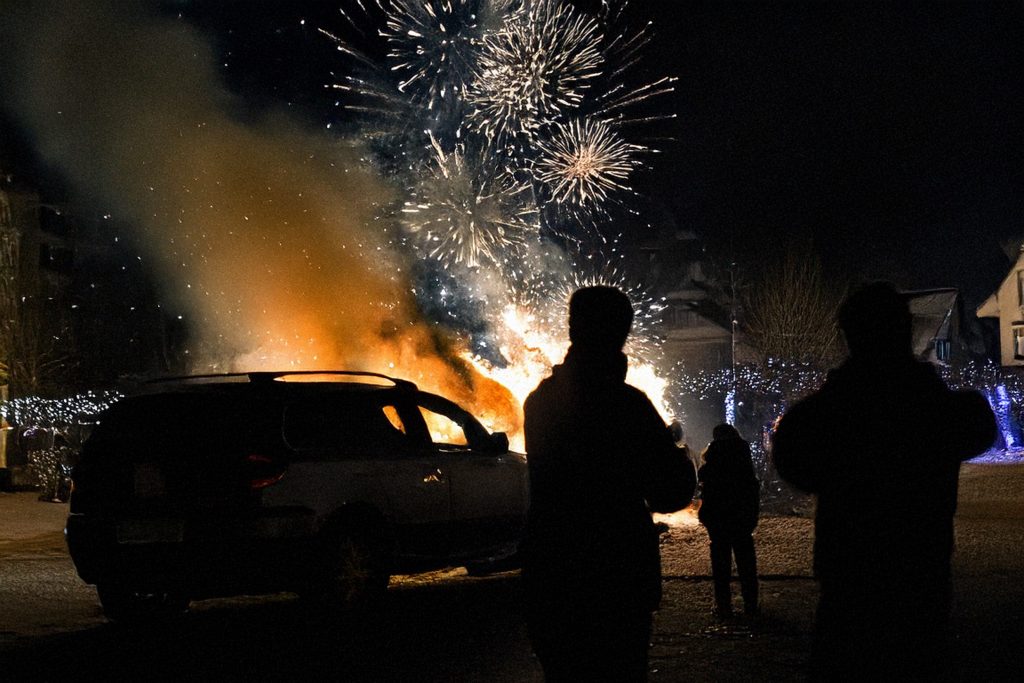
[464,0,604,145]
[324,0,513,132]
[377,0,490,112]
[402,136,540,269]
[534,117,644,210]
[526,263,666,362]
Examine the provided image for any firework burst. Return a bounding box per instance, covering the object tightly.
[401,136,539,269]
[323,0,508,134]
[324,0,676,387]
[534,117,644,210]
[377,0,490,113]
[464,0,604,147]
[516,257,667,364]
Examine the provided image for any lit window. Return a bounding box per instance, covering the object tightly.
[934,339,951,362]
[1014,327,1024,360]
[382,405,406,434]
[418,406,467,446]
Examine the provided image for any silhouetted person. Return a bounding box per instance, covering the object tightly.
[698,423,759,618]
[771,282,997,681]
[523,286,696,682]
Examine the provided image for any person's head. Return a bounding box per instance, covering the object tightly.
[837,281,912,359]
[568,286,634,352]
[712,423,740,441]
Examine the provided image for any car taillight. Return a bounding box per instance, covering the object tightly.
[246,454,285,491]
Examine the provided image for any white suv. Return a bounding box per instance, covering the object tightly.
[66,371,527,621]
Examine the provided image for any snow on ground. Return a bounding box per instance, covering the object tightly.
[969,448,1024,465]
[658,516,814,579]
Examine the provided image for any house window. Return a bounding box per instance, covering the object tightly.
[1018,271,1024,306]
[934,339,951,362]
[667,305,701,327]
[1014,327,1024,360]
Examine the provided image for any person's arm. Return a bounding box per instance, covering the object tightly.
[638,398,696,513]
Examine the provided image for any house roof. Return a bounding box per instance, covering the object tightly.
[903,289,959,357]
[905,288,958,316]
[976,248,1024,318]
[977,292,999,318]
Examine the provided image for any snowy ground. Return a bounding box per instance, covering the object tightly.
[969,447,1024,464]
[1,461,1022,681]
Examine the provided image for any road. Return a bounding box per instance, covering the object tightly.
[1,463,1021,681]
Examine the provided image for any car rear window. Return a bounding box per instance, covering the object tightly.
[89,392,282,454]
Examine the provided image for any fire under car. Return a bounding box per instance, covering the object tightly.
[65,371,527,621]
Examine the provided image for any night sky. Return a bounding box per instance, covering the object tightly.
[2,0,1022,310]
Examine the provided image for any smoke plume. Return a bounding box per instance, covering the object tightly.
[0,0,519,432]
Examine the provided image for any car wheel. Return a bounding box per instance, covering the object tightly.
[96,583,189,623]
[316,523,390,612]
[464,550,522,577]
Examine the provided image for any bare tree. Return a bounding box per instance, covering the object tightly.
[0,186,19,388]
[0,186,77,397]
[742,249,844,366]
[2,295,77,396]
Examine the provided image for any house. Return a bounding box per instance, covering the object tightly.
[904,288,962,365]
[977,247,1024,367]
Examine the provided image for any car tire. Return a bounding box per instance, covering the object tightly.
[464,550,522,577]
[96,583,190,623]
[311,521,390,613]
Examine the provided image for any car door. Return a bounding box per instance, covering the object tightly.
[270,392,451,559]
[414,392,527,559]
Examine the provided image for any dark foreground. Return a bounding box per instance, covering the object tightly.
[1,462,1022,681]
[1,573,818,682]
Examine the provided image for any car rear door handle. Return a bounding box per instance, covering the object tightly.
[422,468,445,484]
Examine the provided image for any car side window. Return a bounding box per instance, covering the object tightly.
[283,396,413,457]
[382,405,408,435]
[418,406,468,447]
[413,392,500,452]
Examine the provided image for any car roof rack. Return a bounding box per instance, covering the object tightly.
[145,371,418,390]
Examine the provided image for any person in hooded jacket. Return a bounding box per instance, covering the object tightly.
[771,281,996,681]
[698,423,760,617]
[523,286,696,682]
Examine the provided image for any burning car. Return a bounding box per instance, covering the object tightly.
[65,371,526,621]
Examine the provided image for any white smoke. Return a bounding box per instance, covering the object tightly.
[0,0,410,370]
[0,0,522,432]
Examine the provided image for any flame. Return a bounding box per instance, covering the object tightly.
[463,303,675,451]
[223,301,672,455]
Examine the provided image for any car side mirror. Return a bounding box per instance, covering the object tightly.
[489,432,509,453]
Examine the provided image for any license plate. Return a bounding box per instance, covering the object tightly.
[116,519,185,544]
[133,463,166,498]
